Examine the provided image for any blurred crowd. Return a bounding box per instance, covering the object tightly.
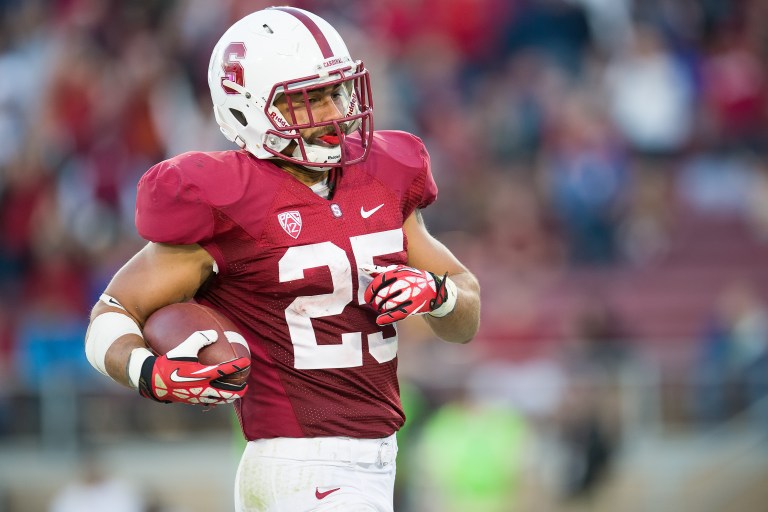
[2,0,768,509]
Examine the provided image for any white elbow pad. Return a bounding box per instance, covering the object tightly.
[85,312,143,377]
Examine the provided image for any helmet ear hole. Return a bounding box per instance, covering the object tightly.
[230,109,248,126]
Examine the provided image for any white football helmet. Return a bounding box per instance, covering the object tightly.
[207,7,373,170]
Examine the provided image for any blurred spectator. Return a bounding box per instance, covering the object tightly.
[691,280,768,425]
[556,297,631,499]
[604,23,695,155]
[0,0,52,168]
[557,391,615,501]
[479,51,561,163]
[539,90,629,265]
[414,385,534,512]
[562,296,631,369]
[480,175,562,274]
[0,141,54,301]
[48,452,145,512]
[503,0,593,76]
[699,21,767,151]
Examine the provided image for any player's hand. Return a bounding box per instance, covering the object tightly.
[131,330,250,405]
[360,264,457,325]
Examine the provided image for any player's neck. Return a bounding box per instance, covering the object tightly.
[275,160,329,187]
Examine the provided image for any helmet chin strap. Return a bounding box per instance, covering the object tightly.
[290,139,343,172]
[292,117,360,171]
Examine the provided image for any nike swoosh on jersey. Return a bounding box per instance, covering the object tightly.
[169,369,208,383]
[360,204,384,218]
[315,487,341,500]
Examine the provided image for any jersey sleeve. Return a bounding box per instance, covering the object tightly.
[135,158,215,245]
[399,134,438,218]
[382,131,437,219]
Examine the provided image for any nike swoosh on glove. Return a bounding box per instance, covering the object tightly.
[360,264,457,325]
[130,330,250,405]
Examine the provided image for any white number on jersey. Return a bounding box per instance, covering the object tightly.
[278,229,402,369]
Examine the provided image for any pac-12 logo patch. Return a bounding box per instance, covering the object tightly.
[277,210,302,239]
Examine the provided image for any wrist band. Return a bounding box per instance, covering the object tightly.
[429,276,458,318]
[128,347,153,389]
[85,312,143,377]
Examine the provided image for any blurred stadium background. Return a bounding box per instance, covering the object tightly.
[2,0,768,510]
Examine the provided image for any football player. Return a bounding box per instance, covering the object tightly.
[84,7,480,512]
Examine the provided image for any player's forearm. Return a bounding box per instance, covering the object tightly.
[105,335,146,387]
[425,271,480,343]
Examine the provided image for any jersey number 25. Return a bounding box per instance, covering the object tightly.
[278,229,401,370]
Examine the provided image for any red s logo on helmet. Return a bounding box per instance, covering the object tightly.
[221,42,246,94]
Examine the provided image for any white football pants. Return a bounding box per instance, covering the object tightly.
[235,434,397,512]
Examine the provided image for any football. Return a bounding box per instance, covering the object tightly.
[143,302,251,386]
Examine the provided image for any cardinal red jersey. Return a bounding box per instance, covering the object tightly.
[135,130,437,440]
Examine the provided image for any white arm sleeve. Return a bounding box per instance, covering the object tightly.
[85,312,143,377]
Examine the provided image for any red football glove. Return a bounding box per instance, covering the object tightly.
[129,330,250,405]
[361,264,457,326]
